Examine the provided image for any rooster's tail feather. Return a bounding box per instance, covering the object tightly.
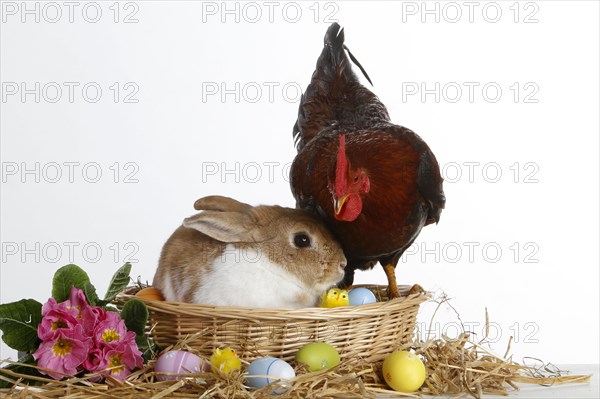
[320,23,372,87]
[293,23,374,151]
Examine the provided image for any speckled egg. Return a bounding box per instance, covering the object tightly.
[154,350,210,381]
[348,287,377,306]
[245,357,296,394]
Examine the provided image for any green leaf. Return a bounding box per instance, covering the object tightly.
[102,305,119,313]
[84,282,100,306]
[0,299,42,352]
[0,353,44,389]
[135,335,160,363]
[103,263,132,303]
[52,264,91,302]
[120,299,148,337]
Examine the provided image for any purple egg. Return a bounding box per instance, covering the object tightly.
[155,350,210,381]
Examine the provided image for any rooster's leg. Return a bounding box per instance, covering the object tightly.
[383,264,424,298]
[383,263,400,299]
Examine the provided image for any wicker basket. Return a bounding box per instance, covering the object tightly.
[120,285,428,364]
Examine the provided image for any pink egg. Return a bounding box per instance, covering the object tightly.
[154,350,210,381]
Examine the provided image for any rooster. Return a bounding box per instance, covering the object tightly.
[290,23,445,298]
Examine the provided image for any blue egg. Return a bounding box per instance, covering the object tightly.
[348,287,377,306]
[246,357,295,394]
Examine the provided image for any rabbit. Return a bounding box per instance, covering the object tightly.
[153,195,348,308]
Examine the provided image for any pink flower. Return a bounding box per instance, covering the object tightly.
[80,303,108,337]
[94,311,133,348]
[38,298,79,341]
[35,286,144,381]
[89,305,107,321]
[83,347,108,382]
[83,347,106,372]
[33,324,91,380]
[68,287,89,317]
[96,342,143,380]
[67,287,104,336]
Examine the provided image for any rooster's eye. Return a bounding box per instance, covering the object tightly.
[293,233,311,248]
[353,175,359,183]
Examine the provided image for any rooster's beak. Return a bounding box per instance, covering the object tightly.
[334,195,349,215]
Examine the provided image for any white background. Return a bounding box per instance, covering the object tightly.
[1,0,598,368]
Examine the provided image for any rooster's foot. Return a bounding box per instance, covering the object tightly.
[407,284,425,296]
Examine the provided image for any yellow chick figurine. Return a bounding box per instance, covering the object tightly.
[320,288,349,308]
[210,347,242,373]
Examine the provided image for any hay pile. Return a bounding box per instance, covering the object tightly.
[0,342,590,399]
[409,333,590,397]
[0,302,591,398]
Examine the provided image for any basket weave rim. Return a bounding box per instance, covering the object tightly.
[118,284,429,320]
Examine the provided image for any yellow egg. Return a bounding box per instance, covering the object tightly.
[382,351,426,392]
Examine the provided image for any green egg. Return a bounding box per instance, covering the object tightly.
[295,342,340,372]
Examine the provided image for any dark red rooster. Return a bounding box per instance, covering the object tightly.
[290,23,445,298]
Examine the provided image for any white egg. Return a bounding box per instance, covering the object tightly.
[245,357,295,394]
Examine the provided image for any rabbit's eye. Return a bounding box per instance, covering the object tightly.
[293,233,311,248]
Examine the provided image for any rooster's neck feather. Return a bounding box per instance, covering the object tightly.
[335,134,349,196]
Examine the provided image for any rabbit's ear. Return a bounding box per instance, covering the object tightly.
[183,211,256,242]
[193,196,252,213]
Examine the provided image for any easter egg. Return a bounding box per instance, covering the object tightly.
[348,288,377,306]
[246,357,296,394]
[135,287,165,301]
[382,350,426,392]
[295,342,340,372]
[154,350,210,381]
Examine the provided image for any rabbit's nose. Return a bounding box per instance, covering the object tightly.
[339,262,347,271]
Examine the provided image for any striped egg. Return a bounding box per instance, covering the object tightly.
[154,350,210,381]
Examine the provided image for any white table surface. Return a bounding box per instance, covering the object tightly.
[376,364,599,399]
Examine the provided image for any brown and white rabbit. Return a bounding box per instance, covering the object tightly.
[153,195,347,308]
